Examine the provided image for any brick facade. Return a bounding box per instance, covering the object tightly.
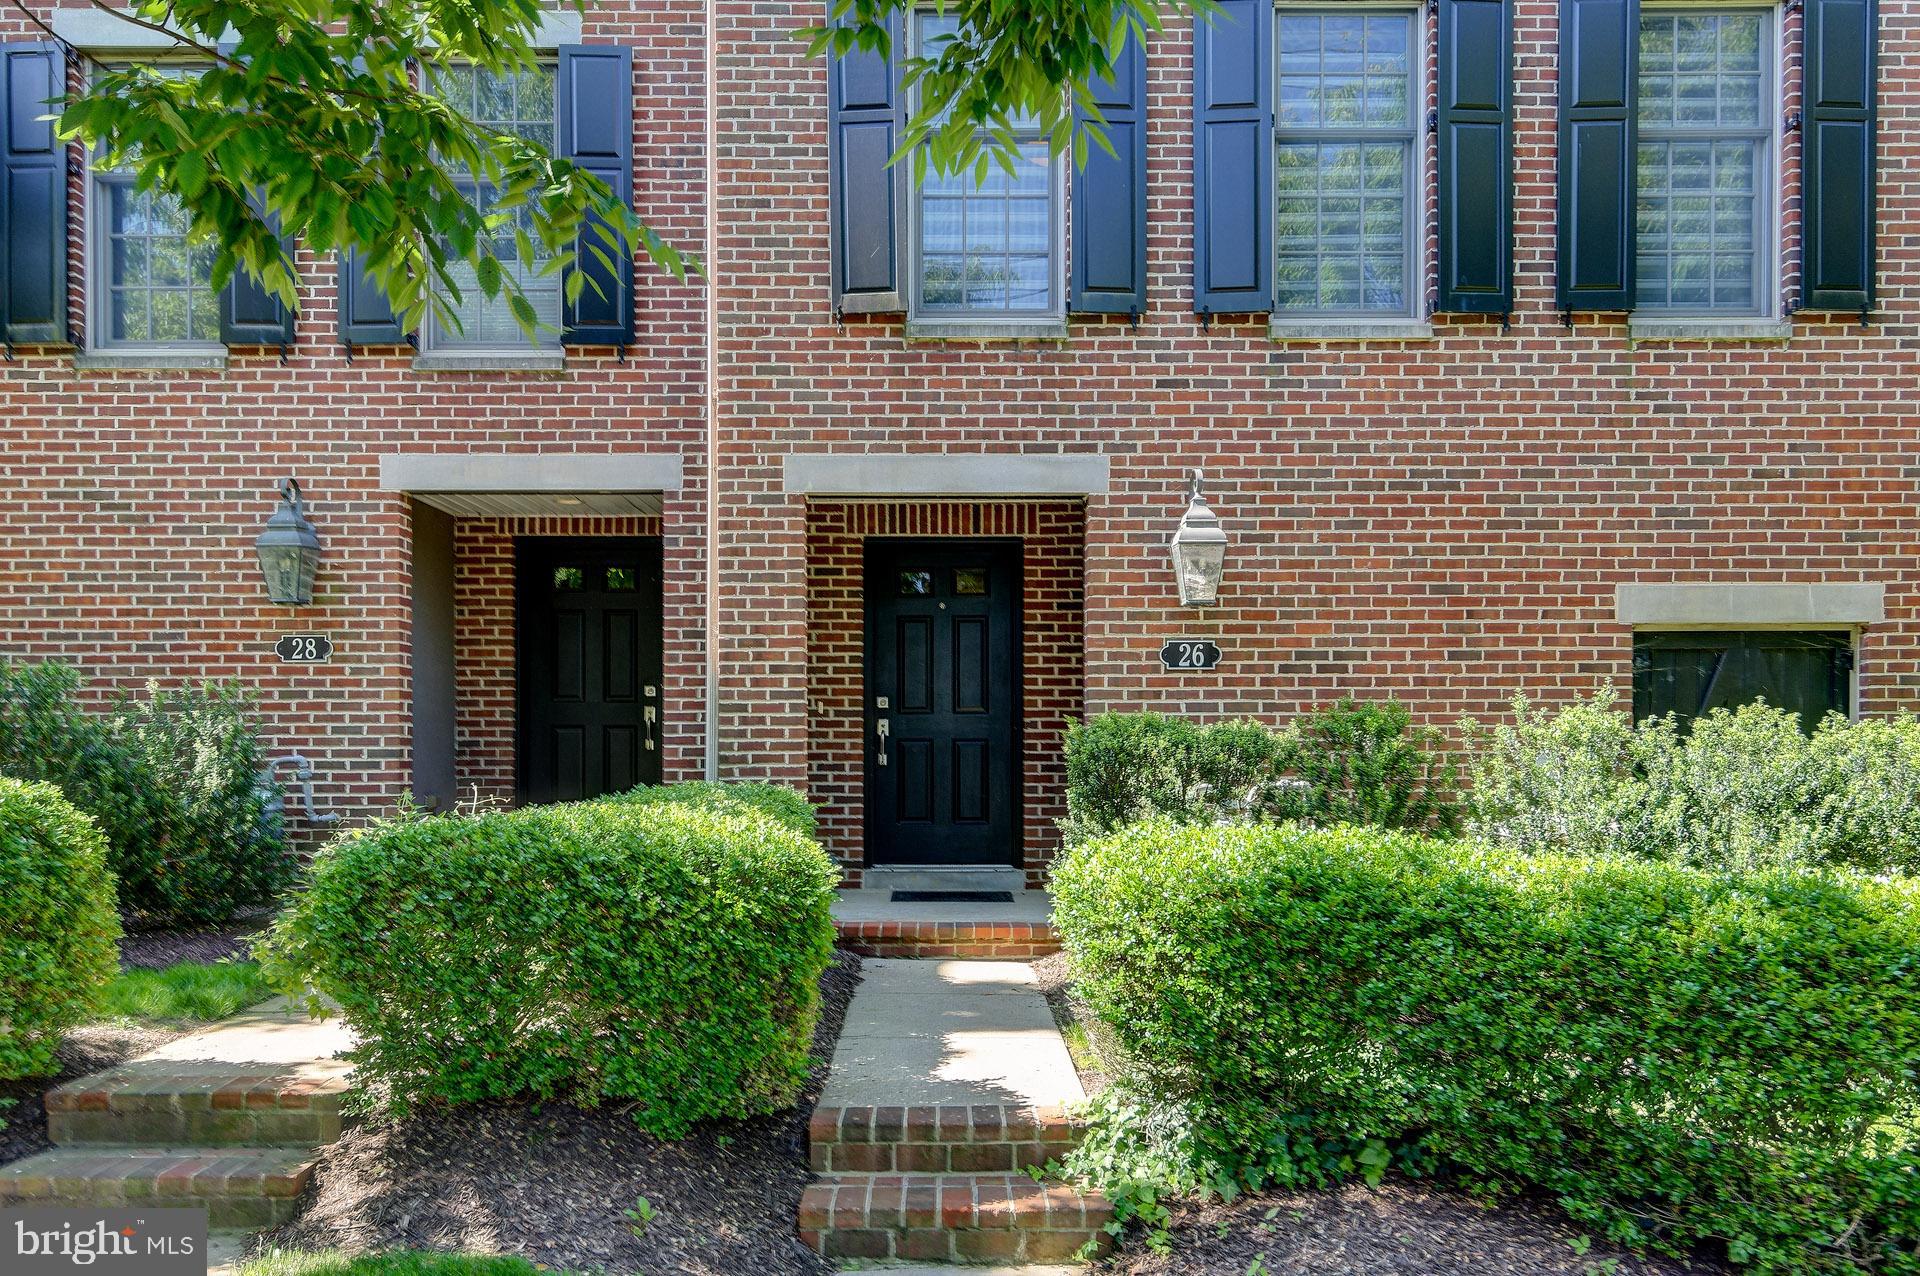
[3,0,1919,870]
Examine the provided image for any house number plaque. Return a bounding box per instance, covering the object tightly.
[274,634,334,663]
[1160,639,1222,671]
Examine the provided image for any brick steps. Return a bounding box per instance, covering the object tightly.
[0,1147,318,1228]
[835,920,1061,960]
[797,1172,1113,1264]
[808,1102,1082,1174]
[46,1061,350,1148]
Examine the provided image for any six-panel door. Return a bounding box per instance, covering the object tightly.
[517,538,664,803]
[865,540,1021,865]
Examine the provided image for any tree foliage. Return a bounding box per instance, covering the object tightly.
[28,0,688,339]
[17,0,1204,338]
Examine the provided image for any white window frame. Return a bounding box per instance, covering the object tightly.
[1270,1,1427,323]
[420,59,564,353]
[903,9,1067,326]
[1633,2,1782,319]
[85,59,224,354]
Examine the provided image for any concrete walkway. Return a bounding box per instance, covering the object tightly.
[821,960,1083,1110]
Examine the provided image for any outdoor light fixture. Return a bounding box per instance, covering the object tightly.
[254,478,322,606]
[1169,469,1227,607]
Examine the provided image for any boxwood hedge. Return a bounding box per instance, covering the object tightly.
[0,777,122,1080]
[260,784,837,1137]
[1053,821,1920,1274]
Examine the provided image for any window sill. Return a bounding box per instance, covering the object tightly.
[1627,317,1792,343]
[904,318,1070,342]
[72,350,227,372]
[1268,319,1434,343]
[411,349,567,373]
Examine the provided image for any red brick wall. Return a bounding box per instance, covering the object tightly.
[452,515,669,807]
[712,0,1920,803]
[4,0,1920,844]
[0,0,709,830]
[805,502,1085,884]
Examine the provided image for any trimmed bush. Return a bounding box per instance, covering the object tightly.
[1061,700,1456,845]
[0,778,122,1080]
[1054,821,1920,1274]
[0,661,290,927]
[259,785,837,1137]
[1467,687,1920,874]
[607,779,818,839]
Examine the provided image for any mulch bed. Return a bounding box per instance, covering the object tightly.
[258,951,863,1276]
[1101,1181,1731,1276]
[0,1023,183,1169]
[118,923,263,971]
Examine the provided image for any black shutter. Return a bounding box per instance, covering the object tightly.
[559,44,635,346]
[1556,0,1638,312]
[1437,0,1512,314]
[2,43,67,345]
[1071,27,1148,315]
[828,13,904,313]
[1802,0,1875,313]
[1192,0,1273,314]
[337,249,405,344]
[221,193,297,345]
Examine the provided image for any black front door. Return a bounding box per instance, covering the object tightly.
[517,538,663,803]
[865,540,1021,865]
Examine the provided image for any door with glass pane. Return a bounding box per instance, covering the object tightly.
[865,541,1022,865]
[517,538,664,802]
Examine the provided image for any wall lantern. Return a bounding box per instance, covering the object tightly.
[1169,469,1227,607]
[254,478,322,606]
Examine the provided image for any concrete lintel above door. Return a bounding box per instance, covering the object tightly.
[379,452,682,518]
[1617,582,1886,628]
[783,453,1109,497]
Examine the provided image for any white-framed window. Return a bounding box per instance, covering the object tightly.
[906,11,1065,322]
[87,63,221,350]
[1634,7,1777,315]
[1273,7,1423,318]
[422,62,562,349]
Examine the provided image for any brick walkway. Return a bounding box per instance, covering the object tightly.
[0,998,352,1236]
[798,958,1111,1265]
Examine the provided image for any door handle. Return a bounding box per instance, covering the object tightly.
[643,705,657,752]
[876,717,889,767]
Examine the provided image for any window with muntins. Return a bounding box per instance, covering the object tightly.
[1274,10,1419,317]
[910,12,1062,319]
[1635,10,1773,314]
[425,63,561,348]
[89,65,219,348]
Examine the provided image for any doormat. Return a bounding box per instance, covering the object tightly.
[890,890,1015,903]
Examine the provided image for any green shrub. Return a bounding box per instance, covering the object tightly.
[0,778,122,1080]
[607,779,817,839]
[1061,700,1456,844]
[259,785,837,1137]
[1053,821,1920,1274]
[0,661,290,926]
[1467,687,1920,874]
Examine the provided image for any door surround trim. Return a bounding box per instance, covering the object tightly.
[861,537,1024,869]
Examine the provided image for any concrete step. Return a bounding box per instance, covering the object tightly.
[0,1147,318,1228]
[798,1173,1113,1264]
[835,919,1062,960]
[46,1060,350,1148]
[861,868,1030,895]
[809,1103,1083,1174]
